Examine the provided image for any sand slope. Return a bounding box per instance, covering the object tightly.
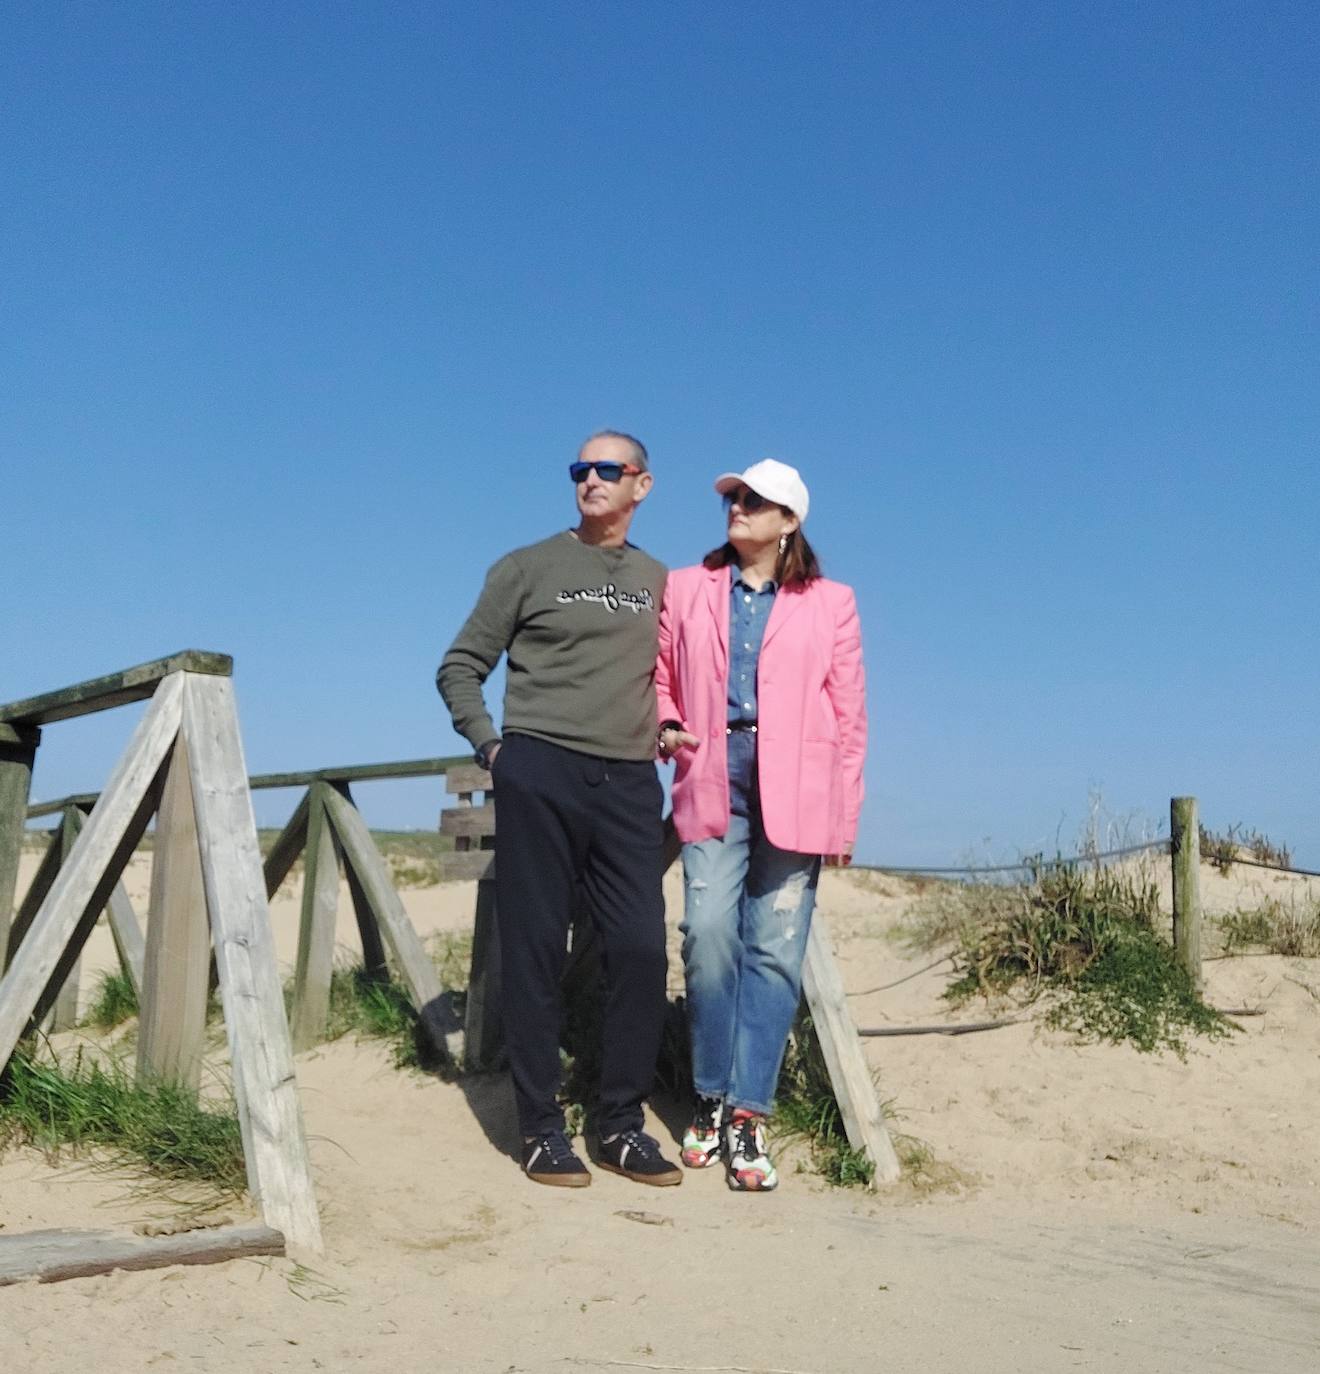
[3,851,1318,1371]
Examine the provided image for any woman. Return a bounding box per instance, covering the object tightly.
[655,458,866,1191]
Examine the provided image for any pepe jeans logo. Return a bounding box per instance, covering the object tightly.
[555,583,655,615]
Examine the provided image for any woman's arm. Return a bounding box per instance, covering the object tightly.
[655,583,700,757]
[823,586,867,856]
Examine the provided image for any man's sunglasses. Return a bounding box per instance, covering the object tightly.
[723,486,771,513]
[569,461,643,483]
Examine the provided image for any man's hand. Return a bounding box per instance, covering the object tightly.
[657,726,701,758]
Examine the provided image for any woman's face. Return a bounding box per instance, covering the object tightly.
[724,485,799,555]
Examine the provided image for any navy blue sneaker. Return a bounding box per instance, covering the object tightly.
[522,1131,591,1188]
[597,1129,682,1187]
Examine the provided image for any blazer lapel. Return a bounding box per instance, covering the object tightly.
[704,565,729,674]
[762,583,805,650]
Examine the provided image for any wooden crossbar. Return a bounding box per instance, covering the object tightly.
[0,651,231,727]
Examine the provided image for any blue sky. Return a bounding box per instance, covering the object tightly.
[3,2,1317,866]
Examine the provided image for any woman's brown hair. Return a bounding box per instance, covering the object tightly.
[702,523,821,588]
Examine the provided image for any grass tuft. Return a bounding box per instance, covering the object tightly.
[772,1016,876,1187]
[0,1047,246,1195]
[1218,897,1320,957]
[83,970,140,1030]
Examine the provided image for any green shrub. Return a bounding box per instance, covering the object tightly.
[946,864,1231,1057]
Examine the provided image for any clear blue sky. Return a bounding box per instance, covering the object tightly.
[4,2,1317,866]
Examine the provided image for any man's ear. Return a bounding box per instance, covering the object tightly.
[633,471,654,503]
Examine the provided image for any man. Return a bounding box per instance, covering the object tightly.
[437,430,680,1188]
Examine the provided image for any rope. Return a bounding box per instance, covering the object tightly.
[850,837,1170,877]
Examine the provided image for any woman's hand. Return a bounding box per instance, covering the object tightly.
[824,844,854,868]
[658,726,701,758]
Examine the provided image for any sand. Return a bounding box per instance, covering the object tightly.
[2,848,1318,1371]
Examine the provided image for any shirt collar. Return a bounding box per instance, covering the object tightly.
[730,566,777,595]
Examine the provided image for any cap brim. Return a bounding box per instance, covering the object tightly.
[713,472,745,495]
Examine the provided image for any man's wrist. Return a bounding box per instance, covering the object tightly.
[474,738,502,770]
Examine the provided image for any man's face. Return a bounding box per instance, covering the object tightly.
[574,435,653,522]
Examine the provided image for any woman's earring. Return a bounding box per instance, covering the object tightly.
[778,533,788,554]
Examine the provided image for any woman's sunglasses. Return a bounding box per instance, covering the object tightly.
[723,486,770,513]
[568,461,643,483]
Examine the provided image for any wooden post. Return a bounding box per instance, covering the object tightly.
[47,809,84,1032]
[290,782,340,1053]
[1171,796,1203,995]
[463,865,502,1070]
[0,725,40,968]
[181,673,321,1253]
[800,918,903,1184]
[137,735,211,1091]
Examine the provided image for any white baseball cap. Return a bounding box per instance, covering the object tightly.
[713,458,810,521]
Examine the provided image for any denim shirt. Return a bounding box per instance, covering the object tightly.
[727,566,777,725]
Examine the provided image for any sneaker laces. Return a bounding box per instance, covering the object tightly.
[731,1114,765,1160]
[693,1095,722,1134]
[533,1132,576,1165]
[612,1128,661,1159]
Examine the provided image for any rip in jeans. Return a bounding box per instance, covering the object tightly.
[771,871,809,941]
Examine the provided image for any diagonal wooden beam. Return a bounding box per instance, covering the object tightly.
[321,782,462,1064]
[66,806,146,994]
[800,918,902,1184]
[262,789,311,899]
[181,674,321,1253]
[0,671,185,1070]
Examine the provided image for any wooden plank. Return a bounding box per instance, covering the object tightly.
[0,1222,284,1286]
[321,783,463,1063]
[800,915,902,1185]
[181,674,321,1254]
[435,851,496,881]
[442,762,493,796]
[25,793,99,820]
[439,802,496,840]
[0,672,185,1070]
[262,789,310,898]
[249,754,470,791]
[1171,796,1203,995]
[290,783,340,1053]
[463,873,503,1071]
[0,651,231,727]
[0,726,40,968]
[48,810,83,1032]
[137,735,211,1091]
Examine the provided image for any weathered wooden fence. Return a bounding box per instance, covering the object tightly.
[0,652,321,1258]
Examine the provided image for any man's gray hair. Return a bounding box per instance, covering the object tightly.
[579,429,649,471]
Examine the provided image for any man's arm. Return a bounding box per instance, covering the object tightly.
[436,554,524,752]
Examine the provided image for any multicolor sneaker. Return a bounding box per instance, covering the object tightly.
[597,1128,683,1187]
[725,1110,778,1191]
[522,1131,591,1188]
[681,1094,725,1168]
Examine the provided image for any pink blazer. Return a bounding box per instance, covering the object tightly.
[656,564,867,856]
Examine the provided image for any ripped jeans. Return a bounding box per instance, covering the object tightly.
[680,731,821,1115]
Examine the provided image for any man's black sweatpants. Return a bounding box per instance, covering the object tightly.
[491,732,667,1140]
